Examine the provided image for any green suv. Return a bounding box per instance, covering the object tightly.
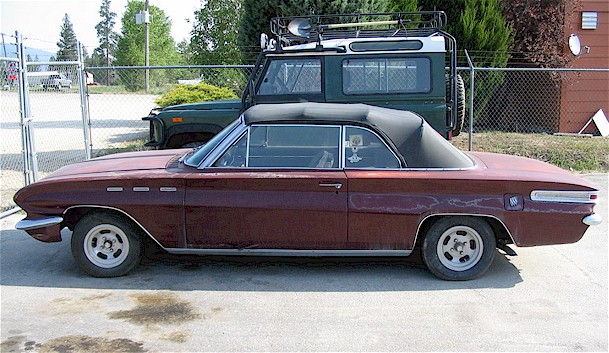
[144,12,465,149]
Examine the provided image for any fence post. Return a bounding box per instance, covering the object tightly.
[464,50,475,152]
[77,42,92,159]
[15,31,38,184]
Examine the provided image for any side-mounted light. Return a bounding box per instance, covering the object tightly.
[530,190,599,204]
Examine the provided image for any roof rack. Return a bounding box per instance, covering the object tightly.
[270,12,447,47]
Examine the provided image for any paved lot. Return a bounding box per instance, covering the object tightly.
[1,174,607,352]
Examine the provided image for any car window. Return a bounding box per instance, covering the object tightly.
[257,58,322,95]
[344,126,401,168]
[247,125,340,168]
[342,57,431,94]
[212,132,248,168]
[184,118,241,167]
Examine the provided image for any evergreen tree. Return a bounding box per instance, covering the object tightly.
[95,0,118,84]
[115,0,180,90]
[455,0,511,67]
[56,13,78,61]
[416,0,463,27]
[238,0,390,62]
[389,0,419,12]
[417,0,511,66]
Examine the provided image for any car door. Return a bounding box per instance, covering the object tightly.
[342,126,419,250]
[185,124,348,250]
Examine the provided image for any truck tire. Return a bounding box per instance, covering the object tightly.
[452,74,466,137]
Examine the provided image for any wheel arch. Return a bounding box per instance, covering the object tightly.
[63,205,166,249]
[415,213,514,248]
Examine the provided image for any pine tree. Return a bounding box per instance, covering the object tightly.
[388,0,419,12]
[56,13,78,61]
[95,0,118,84]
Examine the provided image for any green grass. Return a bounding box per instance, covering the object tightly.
[452,132,609,172]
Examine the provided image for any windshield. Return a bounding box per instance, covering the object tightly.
[184,118,241,167]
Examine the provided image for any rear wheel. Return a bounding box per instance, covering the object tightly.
[71,212,142,277]
[422,217,495,280]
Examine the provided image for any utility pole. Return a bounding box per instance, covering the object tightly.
[136,1,150,92]
[144,0,150,92]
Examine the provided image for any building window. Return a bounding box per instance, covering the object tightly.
[582,12,598,30]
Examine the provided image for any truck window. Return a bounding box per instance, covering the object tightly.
[257,58,321,95]
[342,57,431,95]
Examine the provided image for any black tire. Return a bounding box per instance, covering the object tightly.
[452,74,466,137]
[71,212,142,277]
[421,217,495,281]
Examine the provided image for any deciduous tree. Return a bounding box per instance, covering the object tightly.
[115,0,180,90]
[502,0,581,67]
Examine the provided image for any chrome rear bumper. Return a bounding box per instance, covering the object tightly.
[583,214,602,226]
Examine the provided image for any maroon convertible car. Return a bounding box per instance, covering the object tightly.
[14,103,602,280]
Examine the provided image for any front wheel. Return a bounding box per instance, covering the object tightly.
[71,212,142,277]
[422,217,496,280]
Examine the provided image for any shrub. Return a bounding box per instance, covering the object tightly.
[155,82,238,107]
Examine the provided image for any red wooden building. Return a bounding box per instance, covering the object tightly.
[560,0,609,134]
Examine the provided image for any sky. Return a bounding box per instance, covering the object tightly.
[0,0,201,59]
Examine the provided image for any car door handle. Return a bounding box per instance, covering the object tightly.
[319,182,342,190]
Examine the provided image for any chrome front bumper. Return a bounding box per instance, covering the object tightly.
[15,216,63,231]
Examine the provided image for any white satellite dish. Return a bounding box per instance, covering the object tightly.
[568,34,582,56]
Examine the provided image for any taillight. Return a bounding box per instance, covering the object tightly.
[530,190,600,204]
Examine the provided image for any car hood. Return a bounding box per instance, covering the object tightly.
[43,149,186,180]
[162,99,241,111]
[468,151,597,190]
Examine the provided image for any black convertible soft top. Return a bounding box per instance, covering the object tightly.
[243,103,474,169]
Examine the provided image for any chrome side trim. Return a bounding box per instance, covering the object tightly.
[15,216,64,231]
[414,213,516,247]
[106,187,123,192]
[63,205,166,250]
[160,187,177,192]
[583,214,602,226]
[319,183,343,189]
[164,248,413,257]
[132,187,150,192]
[530,190,599,204]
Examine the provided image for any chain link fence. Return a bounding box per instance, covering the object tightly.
[1,57,24,213]
[458,68,609,133]
[85,66,253,157]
